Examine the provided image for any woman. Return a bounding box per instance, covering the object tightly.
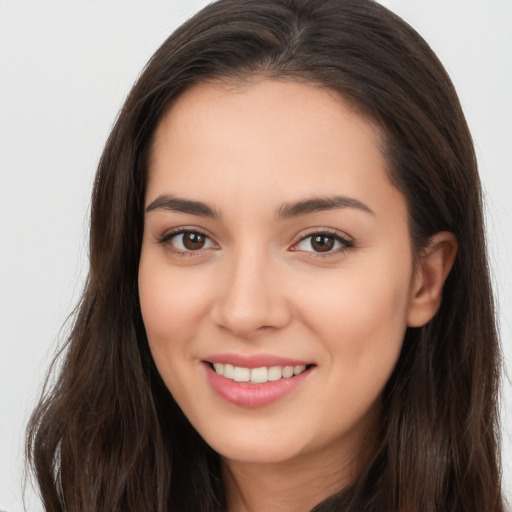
[26,0,505,510]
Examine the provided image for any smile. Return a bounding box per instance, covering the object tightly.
[210,362,308,383]
[203,359,315,407]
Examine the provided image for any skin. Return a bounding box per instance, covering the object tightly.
[138,79,456,512]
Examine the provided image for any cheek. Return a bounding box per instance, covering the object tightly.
[138,255,215,391]
[138,258,213,411]
[297,261,413,434]
[300,256,412,369]
[139,260,206,342]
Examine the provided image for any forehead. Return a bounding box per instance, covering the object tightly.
[146,79,404,225]
[151,78,384,164]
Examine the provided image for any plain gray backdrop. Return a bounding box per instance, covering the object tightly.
[1,1,511,510]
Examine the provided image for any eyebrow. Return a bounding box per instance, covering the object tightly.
[145,193,374,219]
[145,194,220,218]
[277,195,374,220]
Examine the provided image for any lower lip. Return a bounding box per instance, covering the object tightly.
[203,363,313,408]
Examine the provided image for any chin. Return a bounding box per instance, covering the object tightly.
[203,428,307,465]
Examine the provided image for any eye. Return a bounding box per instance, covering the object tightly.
[158,229,217,253]
[293,231,353,254]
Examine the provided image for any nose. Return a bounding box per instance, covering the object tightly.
[210,247,292,338]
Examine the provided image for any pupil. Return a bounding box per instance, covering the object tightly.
[311,235,334,252]
[183,232,205,250]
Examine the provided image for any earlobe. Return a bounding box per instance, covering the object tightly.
[407,232,458,327]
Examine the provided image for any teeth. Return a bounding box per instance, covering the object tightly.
[223,364,234,379]
[293,365,305,375]
[250,367,268,383]
[268,366,282,381]
[210,363,307,383]
[282,366,294,378]
[213,362,224,376]
[233,367,250,382]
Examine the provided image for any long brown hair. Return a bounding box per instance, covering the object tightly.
[26,1,504,510]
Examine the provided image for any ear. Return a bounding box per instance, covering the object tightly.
[407,232,458,327]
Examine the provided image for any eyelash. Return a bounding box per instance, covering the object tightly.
[156,228,217,257]
[292,229,354,257]
[156,228,354,257]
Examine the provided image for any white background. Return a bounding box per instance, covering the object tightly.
[1,1,510,510]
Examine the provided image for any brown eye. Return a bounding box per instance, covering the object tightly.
[182,232,206,250]
[310,235,335,252]
[293,231,353,255]
[159,230,216,253]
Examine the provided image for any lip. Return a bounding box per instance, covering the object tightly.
[202,360,314,408]
[204,353,312,369]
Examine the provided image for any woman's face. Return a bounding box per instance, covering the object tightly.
[139,79,417,470]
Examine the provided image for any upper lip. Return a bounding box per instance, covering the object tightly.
[203,353,313,369]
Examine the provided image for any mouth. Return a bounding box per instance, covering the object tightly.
[206,361,313,384]
[202,359,315,407]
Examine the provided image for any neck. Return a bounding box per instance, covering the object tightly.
[222,428,376,512]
